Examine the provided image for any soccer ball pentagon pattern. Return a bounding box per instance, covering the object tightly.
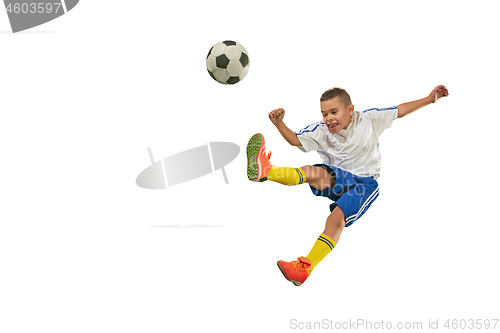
[206,40,250,85]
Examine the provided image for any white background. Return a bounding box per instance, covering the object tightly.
[1,1,499,332]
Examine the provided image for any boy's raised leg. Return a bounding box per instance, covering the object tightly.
[247,133,334,189]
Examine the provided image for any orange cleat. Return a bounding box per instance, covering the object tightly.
[247,133,273,182]
[277,256,311,286]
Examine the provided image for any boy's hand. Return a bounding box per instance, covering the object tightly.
[269,108,285,125]
[429,85,449,103]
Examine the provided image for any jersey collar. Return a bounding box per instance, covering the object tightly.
[332,113,356,142]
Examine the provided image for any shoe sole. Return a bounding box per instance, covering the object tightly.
[277,261,302,286]
[246,133,265,181]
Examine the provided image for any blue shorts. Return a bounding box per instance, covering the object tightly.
[310,164,380,227]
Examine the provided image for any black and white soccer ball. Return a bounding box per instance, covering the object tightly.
[206,40,250,85]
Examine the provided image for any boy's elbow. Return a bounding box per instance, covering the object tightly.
[291,135,301,146]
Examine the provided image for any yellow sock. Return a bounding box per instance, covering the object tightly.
[306,233,336,274]
[267,166,306,186]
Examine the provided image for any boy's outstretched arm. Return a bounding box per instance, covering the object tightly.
[269,108,302,146]
[397,85,449,118]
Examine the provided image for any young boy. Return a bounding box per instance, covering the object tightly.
[246,85,449,286]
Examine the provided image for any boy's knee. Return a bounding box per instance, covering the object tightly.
[299,165,314,175]
[326,208,346,228]
[301,165,333,190]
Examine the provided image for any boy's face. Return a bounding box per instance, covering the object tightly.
[320,97,354,133]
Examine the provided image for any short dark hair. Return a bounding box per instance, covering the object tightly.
[320,87,352,107]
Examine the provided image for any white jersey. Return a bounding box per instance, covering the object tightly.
[296,106,398,179]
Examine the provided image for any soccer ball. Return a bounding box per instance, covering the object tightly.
[206,40,250,85]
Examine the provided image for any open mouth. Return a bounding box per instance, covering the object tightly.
[328,123,339,130]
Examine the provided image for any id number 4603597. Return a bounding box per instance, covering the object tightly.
[444,319,498,330]
[6,3,62,14]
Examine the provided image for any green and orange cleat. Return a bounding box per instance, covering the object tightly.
[277,256,311,286]
[247,133,273,182]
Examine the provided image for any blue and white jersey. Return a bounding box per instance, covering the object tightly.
[295,106,398,179]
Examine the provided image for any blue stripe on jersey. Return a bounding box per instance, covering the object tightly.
[362,106,398,113]
[296,122,325,136]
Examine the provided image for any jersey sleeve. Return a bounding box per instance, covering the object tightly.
[295,122,325,153]
[363,106,399,136]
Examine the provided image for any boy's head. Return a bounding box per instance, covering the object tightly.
[320,87,354,133]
